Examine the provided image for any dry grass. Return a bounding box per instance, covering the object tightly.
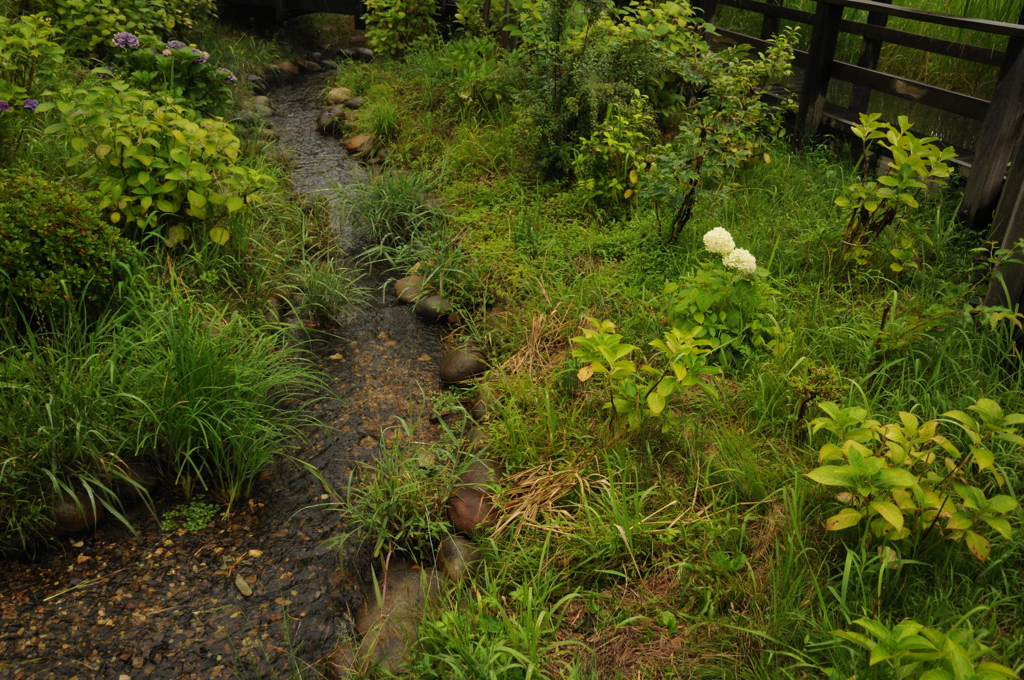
[492,459,605,537]
[500,304,582,379]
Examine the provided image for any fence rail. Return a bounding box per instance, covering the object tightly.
[693,0,1024,266]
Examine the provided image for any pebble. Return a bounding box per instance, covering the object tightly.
[234,574,253,597]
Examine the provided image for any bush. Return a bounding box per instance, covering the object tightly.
[115,37,239,116]
[0,14,64,163]
[0,172,135,316]
[42,81,274,243]
[31,0,217,53]
[363,0,438,59]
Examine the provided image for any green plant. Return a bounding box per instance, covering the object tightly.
[42,81,273,242]
[0,13,64,162]
[118,38,239,116]
[342,169,444,246]
[0,172,136,316]
[293,257,364,324]
[833,616,1018,680]
[136,292,317,512]
[806,398,1021,562]
[332,436,455,562]
[571,318,717,430]
[160,494,219,531]
[571,89,653,205]
[664,228,782,361]
[358,97,401,142]
[645,25,797,242]
[362,0,438,59]
[441,36,507,111]
[836,113,957,271]
[32,0,215,52]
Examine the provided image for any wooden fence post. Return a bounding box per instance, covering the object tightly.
[795,1,844,146]
[960,7,1024,231]
[692,0,717,27]
[848,0,892,114]
[984,132,1024,309]
[759,0,781,41]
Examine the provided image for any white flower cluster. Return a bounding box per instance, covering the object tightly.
[723,248,757,275]
[702,228,757,275]
[702,227,735,255]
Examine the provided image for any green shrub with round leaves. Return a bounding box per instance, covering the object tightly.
[0,172,136,315]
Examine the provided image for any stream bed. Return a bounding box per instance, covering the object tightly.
[0,71,446,679]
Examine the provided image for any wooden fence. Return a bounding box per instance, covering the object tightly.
[690,0,1024,305]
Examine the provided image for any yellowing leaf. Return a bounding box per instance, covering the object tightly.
[208,226,230,245]
[623,189,634,199]
[577,365,595,382]
[825,508,863,531]
[629,169,639,184]
[95,144,112,158]
[869,500,904,532]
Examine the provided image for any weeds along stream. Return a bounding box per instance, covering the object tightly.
[0,69,448,678]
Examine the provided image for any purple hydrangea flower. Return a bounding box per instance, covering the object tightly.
[22,99,38,112]
[217,67,237,84]
[97,65,114,79]
[191,48,209,64]
[0,101,10,113]
[112,32,140,49]
[166,40,187,50]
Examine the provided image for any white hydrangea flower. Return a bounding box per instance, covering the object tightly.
[723,248,757,275]
[703,227,735,255]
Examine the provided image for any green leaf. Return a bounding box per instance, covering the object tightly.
[94,144,112,158]
[188,190,207,208]
[987,495,1018,514]
[964,530,991,562]
[825,508,863,531]
[983,515,1013,540]
[869,500,904,532]
[226,195,245,213]
[208,226,230,245]
[647,391,666,415]
[806,466,854,487]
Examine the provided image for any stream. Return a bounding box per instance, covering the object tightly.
[0,70,446,679]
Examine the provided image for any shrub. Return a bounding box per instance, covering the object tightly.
[363,0,438,59]
[343,170,444,246]
[0,172,135,316]
[0,14,64,163]
[31,0,217,53]
[115,37,239,116]
[42,81,274,243]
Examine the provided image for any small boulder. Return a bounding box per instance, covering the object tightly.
[414,295,453,322]
[343,96,364,110]
[464,426,490,451]
[277,61,300,76]
[353,47,375,62]
[50,493,105,537]
[394,275,424,303]
[311,52,324,62]
[345,133,374,155]
[448,486,496,534]
[326,87,353,105]
[316,106,350,134]
[440,349,487,385]
[469,387,499,422]
[251,95,274,110]
[297,59,321,72]
[459,457,502,487]
[321,60,339,70]
[246,74,269,95]
[437,536,481,582]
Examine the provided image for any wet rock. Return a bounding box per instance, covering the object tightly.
[310,52,324,62]
[448,486,496,534]
[469,386,499,422]
[246,74,269,95]
[440,349,487,385]
[50,493,105,537]
[113,458,160,505]
[252,95,274,110]
[437,536,481,582]
[326,87,353,105]
[414,295,453,322]
[394,275,424,303]
[465,426,490,450]
[316,106,350,134]
[346,565,441,675]
[297,59,321,72]
[321,59,339,70]
[345,133,374,155]
[353,47,375,62]
[277,61,301,76]
[459,458,502,488]
[343,96,364,110]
